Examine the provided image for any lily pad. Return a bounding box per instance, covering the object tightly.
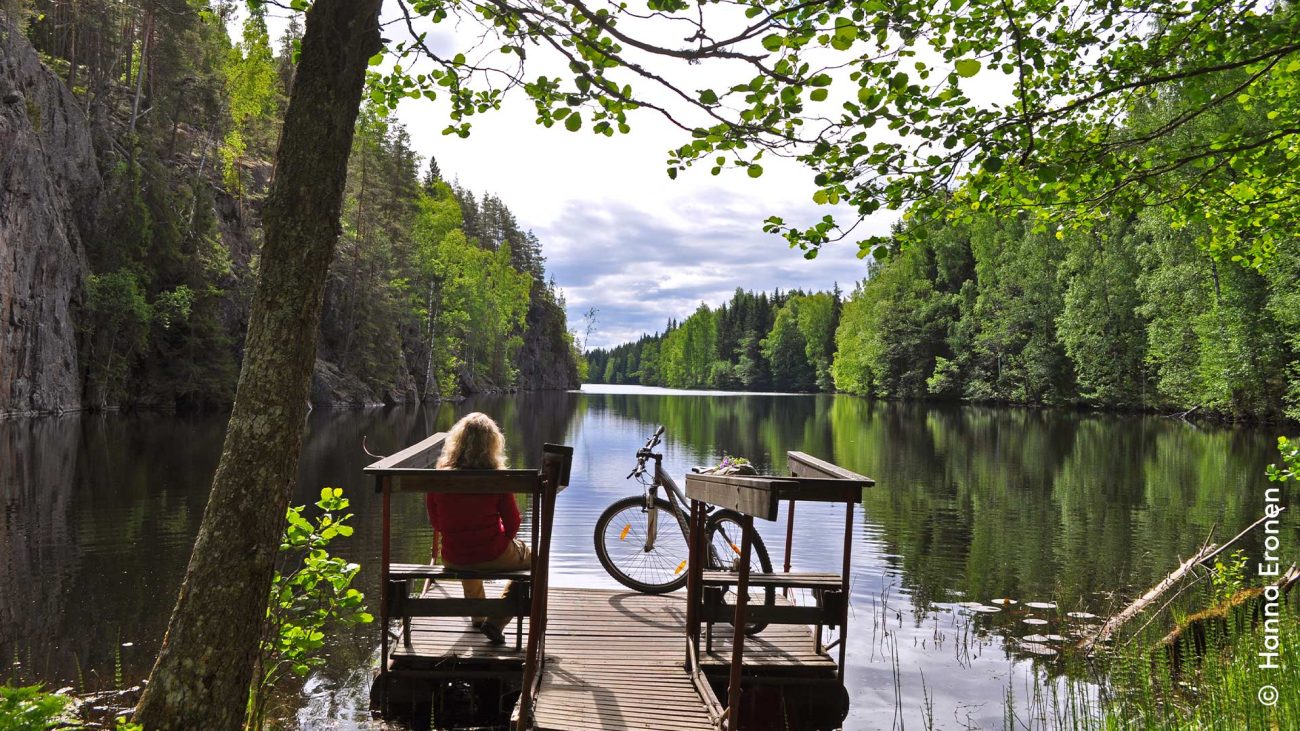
[1023,618,1049,626]
[1025,601,1057,610]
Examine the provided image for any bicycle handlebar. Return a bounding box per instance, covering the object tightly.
[627,425,667,479]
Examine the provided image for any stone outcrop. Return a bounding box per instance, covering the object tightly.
[309,356,418,408]
[0,22,100,417]
[513,282,580,392]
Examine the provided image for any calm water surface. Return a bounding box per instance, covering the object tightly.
[1,386,1294,729]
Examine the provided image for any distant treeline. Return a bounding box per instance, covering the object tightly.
[587,210,1298,422]
[587,289,842,393]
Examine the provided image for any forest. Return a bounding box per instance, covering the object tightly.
[582,0,1299,425]
[588,207,1298,423]
[18,0,578,411]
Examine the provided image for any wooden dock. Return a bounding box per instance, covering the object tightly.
[365,434,866,730]
[388,584,837,730]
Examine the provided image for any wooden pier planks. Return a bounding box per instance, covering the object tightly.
[533,588,715,731]
[387,586,836,729]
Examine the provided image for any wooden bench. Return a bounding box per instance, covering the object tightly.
[683,451,873,730]
[386,563,535,650]
[365,433,573,731]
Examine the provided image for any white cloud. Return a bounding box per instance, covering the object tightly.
[252,5,919,348]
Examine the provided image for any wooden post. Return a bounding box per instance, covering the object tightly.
[838,502,853,682]
[517,445,567,731]
[726,514,753,731]
[378,476,391,710]
[684,499,705,666]
[783,499,796,599]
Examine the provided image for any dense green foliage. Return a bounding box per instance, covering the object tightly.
[19,0,576,410]
[0,684,69,731]
[593,210,1295,421]
[832,208,1297,421]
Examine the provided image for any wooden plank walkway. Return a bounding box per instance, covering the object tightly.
[389,584,836,730]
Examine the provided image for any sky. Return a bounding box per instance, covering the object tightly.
[381,34,899,348]
[398,99,895,348]
[255,5,926,349]
[366,3,923,350]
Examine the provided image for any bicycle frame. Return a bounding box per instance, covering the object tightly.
[636,451,699,554]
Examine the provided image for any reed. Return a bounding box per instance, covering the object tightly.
[993,592,1298,730]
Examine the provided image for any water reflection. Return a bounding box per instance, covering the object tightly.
[0,387,1292,730]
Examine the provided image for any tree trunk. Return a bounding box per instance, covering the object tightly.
[127,10,149,136]
[132,2,382,729]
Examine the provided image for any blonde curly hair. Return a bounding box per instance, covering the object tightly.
[437,412,507,470]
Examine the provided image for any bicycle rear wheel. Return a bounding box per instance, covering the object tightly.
[594,495,690,594]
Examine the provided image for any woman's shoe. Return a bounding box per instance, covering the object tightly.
[479,622,507,646]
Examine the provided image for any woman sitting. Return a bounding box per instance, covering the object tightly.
[426,412,531,645]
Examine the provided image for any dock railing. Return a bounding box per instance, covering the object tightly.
[364,433,572,729]
[683,451,873,730]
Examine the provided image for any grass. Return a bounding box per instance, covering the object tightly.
[997,591,1298,730]
[1102,603,1298,730]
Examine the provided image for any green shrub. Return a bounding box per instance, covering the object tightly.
[246,488,372,730]
[0,684,69,731]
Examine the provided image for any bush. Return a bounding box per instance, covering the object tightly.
[246,488,372,730]
[0,685,69,731]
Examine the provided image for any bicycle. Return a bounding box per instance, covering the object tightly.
[593,426,775,633]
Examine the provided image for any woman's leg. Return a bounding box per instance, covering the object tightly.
[485,539,532,630]
[458,577,487,626]
[455,540,533,641]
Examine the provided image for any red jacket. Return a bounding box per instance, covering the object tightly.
[426,491,521,566]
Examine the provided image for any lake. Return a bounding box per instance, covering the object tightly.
[1,385,1292,729]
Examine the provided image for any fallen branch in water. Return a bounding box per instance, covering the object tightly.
[1078,541,1218,653]
[1078,509,1286,653]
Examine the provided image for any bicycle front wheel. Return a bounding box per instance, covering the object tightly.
[594,495,690,594]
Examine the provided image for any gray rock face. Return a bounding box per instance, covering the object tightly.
[0,23,100,417]
[514,283,580,392]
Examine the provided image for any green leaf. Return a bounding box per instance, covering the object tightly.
[810,88,829,102]
[699,89,718,105]
[565,112,582,132]
[955,59,981,78]
[747,164,763,178]
[368,52,384,67]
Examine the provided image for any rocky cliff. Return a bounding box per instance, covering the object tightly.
[2,18,577,416]
[513,281,580,391]
[0,22,99,417]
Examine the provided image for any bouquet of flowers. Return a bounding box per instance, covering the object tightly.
[700,454,758,476]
